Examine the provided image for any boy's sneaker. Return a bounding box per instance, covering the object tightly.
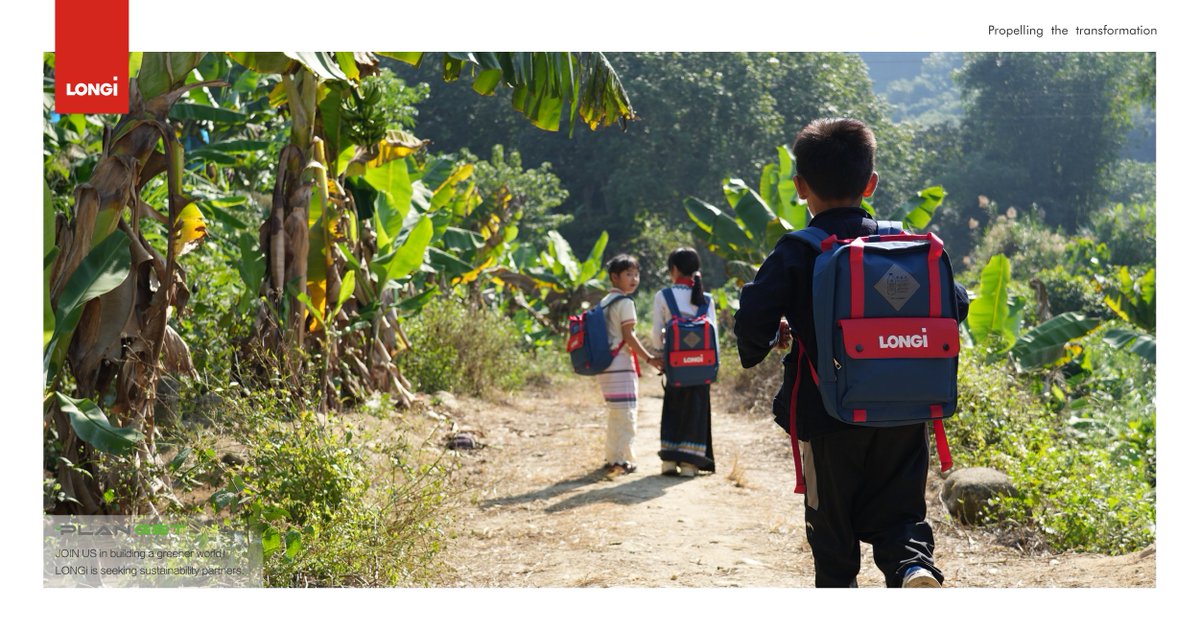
[679,463,699,478]
[901,566,941,588]
[662,460,679,476]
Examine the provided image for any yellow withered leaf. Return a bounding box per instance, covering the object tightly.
[455,257,494,285]
[173,202,207,257]
[361,130,430,169]
[306,279,327,332]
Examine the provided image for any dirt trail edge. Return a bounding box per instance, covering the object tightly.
[428,374,1154,588]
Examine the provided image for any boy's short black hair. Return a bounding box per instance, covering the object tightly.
[607,254,639,277]
[791,118,876,201]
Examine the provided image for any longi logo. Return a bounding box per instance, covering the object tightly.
[878,328,929,349]
[682,355,706,364]
[54,0,129,114]
[63,76,121,97]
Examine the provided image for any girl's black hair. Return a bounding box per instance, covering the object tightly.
[607,253,640,278]
[667,247,706,307]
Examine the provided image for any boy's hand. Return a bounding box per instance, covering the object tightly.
[774,319,791,349]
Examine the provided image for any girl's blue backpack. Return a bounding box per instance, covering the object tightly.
[566,296,630,375]
[661,288,719,388]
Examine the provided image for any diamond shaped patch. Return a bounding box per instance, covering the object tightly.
[874,264,920,311]
[683,331,702,347]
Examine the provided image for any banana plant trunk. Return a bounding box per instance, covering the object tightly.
[46,65,211,514]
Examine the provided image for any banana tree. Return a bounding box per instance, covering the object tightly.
[1096,266,1156,364]
[388,53,635,136]
[44,52,215,514]
[225,52,635,408]
[686,145,946,284]
[491,230,611,330]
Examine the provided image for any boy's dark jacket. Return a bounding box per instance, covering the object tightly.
[733,207,971,440]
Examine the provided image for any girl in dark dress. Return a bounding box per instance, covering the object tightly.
[651,248,718,477]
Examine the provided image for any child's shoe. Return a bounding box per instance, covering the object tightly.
[679,463,699,478]
[662,460,679,476]
[901,565,941,588]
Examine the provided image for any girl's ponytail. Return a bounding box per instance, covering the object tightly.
[691,271,705,308]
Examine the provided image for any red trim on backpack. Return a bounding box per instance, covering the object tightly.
[932,419,953,472]
[789,346,806,495]
[853,409,867,423]
[850,240,865,318]
[927,233,944,316]
[672,321,680,352]
[930,404,943,419]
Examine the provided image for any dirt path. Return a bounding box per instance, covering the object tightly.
[427,374,1154,588]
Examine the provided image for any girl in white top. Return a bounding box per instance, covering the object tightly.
[595,254,662,475]
[650,247,718,477]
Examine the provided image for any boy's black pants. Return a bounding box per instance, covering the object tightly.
[802,423,944,588]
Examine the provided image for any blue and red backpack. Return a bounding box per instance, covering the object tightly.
[785,220,958,492]
[567,295,631,375]
[661,288,719,388]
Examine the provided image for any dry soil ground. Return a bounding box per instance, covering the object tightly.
[423,373,1155,589]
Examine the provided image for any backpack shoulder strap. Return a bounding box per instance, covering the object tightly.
[875,220,903,235]
[784,226,830,252]
[661,287,682,318]
[696,292,712,317]
[598,293,631,314]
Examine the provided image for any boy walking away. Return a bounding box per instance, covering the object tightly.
[733,118,969,588]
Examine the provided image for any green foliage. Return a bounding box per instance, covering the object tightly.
[400,298,531,395]
[1036,266,1109,319]
[399,52,903,253]
[686,146,946,285]
[342,68,429,146]
[466,145,570,241]
[953,52,1154,229]
[43,229,133,384]
[1102,160,1156,208]
[392,52,634,136]
[965,213,1069,285]
[54,393,144,455]
[950,349,1155,554]
[966,254,1024,354]
[1009,312,1102,371]
[1086,203,1156,269]
[207,387,451,586]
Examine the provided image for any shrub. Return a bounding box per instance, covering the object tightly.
[400,298,531,395]
[949,349,1156,554]
[966,215,1068,284]
[1086,203,1156,269]
[1036,265,1109,319]
[197,387,452,586]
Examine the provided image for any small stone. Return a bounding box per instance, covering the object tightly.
[941,467,1017,525]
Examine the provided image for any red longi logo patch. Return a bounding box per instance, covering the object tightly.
[54,0,129,114]
[840,318,960,359]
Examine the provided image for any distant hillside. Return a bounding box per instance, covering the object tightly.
[858,52,964,124]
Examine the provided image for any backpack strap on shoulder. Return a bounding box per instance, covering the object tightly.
[602,293,632,309]
[696,292,711,317]
[785,226,831,252]
[661,287,682,318]
[875,220,903,235]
